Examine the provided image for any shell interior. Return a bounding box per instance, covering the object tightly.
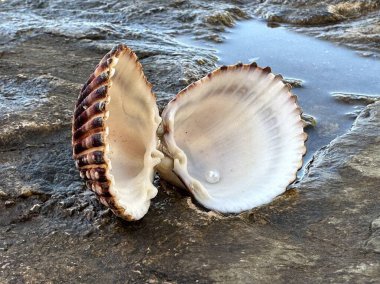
[160,64,307,213]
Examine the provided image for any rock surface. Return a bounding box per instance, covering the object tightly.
[251,0,380,56]
[0,0,379,283]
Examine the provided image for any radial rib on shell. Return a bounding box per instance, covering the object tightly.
[72,44,163,221]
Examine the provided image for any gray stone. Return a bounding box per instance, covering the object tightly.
[29,204,42,214]
[332,92,380,105]
[0,190,8,199]
[4,200,15,207]
[283,77,304,88]
[365,236,380,253]
[371,217,380,231]
[301,113,317,128]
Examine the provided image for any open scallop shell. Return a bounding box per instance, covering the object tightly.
[72,44,306,220]
[157,63,307,213]
[72,44,163,220]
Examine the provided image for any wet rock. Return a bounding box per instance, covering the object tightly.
[1,0,378,56]
[58,197,75,209]
[283,77,304,88]
[0,74,81,146]
[356,51,375,58]
[4,200,15,207]
[365,236,380,253]
[345,106,365,119]
[327,1,380,19]
[256,6,342,26]
[251,1,380,55]
[0,190,8,199]
[292,101,380,279]
[194,33,224,43]
[301,113,317,128]
[206,12,236,28]
[364,216,380,253]
[19,187,35,198]
[371,217,380,231]
[345,144,380,178]
[29,203,42,214]
[205,8,249,28]
[332,92,380,105]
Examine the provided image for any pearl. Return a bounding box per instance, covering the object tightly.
[205,169,221,184]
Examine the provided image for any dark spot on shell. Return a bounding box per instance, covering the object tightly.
[96,72,109,85]
[93,151,105,164]
[91,117,104,129]
[263,66,271,73]
[92,133,104,147]
[249,62,258,69]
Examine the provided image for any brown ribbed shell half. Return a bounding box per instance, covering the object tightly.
[72,44,163,221]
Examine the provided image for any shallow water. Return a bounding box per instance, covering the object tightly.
[178,19,380,173]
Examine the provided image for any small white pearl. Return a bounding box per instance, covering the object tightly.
[205,169,220,184]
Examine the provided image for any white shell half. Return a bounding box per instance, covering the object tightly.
[159,64,307,213]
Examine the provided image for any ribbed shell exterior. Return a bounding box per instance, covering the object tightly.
[72,44,159,220]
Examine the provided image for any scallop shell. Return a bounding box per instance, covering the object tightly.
[157,63,307,213]
[72,44,307,220]
[72,44,163,221]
